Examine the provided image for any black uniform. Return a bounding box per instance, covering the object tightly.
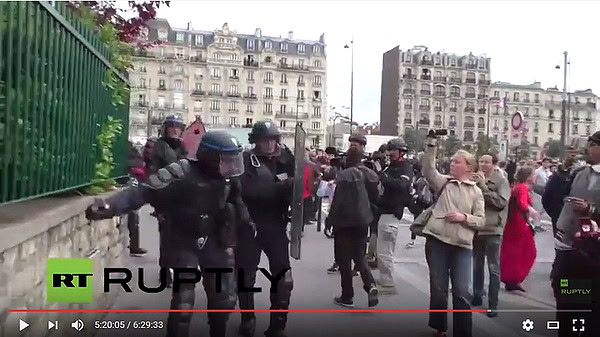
[377,159,414,219]
[86,132,252,337]
[236,122,295,337]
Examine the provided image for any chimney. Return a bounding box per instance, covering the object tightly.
[187,22,193,31]
[255,28,262,37]
[288,31,294,40]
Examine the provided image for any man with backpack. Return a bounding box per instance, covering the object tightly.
[326,146,380,308]
[375,138,414,289]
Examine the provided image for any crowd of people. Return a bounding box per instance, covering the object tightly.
[86,115,600,337]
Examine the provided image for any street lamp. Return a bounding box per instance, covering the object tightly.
[555,52,569,159]
[329,110,349,147]
[344,39,354,130]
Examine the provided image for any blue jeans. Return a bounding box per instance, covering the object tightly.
[472,235,502,309]
[425,237,473,337]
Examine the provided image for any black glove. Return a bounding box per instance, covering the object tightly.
[85,198,113,221]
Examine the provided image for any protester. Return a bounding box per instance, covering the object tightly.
[327,146,380,308]
[500,167,539,292]
[470,154,510,317]
[421,133,485,337]
[533,157,552,195]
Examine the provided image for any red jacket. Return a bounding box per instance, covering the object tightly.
[303,163,319,199]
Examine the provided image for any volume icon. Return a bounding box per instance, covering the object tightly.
[71,319,84,331]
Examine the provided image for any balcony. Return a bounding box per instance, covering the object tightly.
[404,104,413,110]
[524,99,530,103]
[243,60,259,67]
[534,100,540,103]
[549,114,555,120]
[573,117,580,121]
[479,80,491,85]
[434,121,442,126]
[313,97,322,102]
[421,75,432,81]
[153,103,167,109]
[465,107,475,113]
[493,110,499,115]
[465,78,476,84]
[450,93,461,98]
[422,60,433,65]
[513,98,520,102]
[277,63,309,71]
[313,82,322,87]
[297,97,305,101]
[504,111,510,116]
[448,78,462,84]
[478,124,486,129]
[191,90,205,96]
[549,129,555,134]
[493,126,499,131]
[418,119,431,125]
[173,104,187,111]
[478,108,487,114]
[134,101,149,107]
[449,121,457,127]
[403,89,415,94]
[227,92,241,97]
[280,80,289,85]
[264,78,274,84]
[586,117,593,122]
[298,81,305,87]
[228,109,239,113]
[420,90,431,96]
[490,96,500,101]
[151,117,163,125]
[464,122,475,128]
[402,74,417,79]
[478,94,488,99]
[229,76,240,81]
[504,126,509,131]
[158,86,167,91]
[190,56,206,63]
[465,93,476,99]
[466,64,477,69]
[419,105,431,111]
[449,107,457,112]
[247,78,255,83]
[279,95,289,101]
[433,77,446,82]
[208,91,223,97]
[404,119,412,124]
[244,94,257,100]
[264,95,274,100]
[434,91,446,97]
[263,111,273,116]
[434,107,442,112]
[210,75,222,80]
[464,137,474,142]
[193,107,203,112]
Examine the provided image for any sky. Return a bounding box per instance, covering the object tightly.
[154,0,600,124]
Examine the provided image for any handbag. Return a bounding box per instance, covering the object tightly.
[410,180,450,237]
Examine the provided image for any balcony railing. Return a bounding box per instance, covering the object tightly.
[434,91,446,97]
[418,119,431,125]
[134,102,149,107]
[464,137,474,142]
[490,96,500,101]
[191,90,205,96]
[194,74,203,80]
[479,80,491,85]
[586,117,593,122]
[264,95,274,99]
[493,126,499,131]
[448,78,462,84]
[478,124,486,129]
[403,89,415,94]
[534,99,540,103]
[465,93,476,99]
[313,97,322,102]
[404,105,413,110]
[229,76,240,81]
[277,63,309,71]
[193,107,203,112]
[297,97,305,101]
[449,107,457,112]
[573,117,580,121]
[478,108,487,114]
[158,86,167,91]
[280,96,288,100]
[422,60,433,65]
[434,77,446,82]
[243,60,259,67]
[465,78,476,84]
[298,81,305,87]
[208,91,223,96]
[466,64,477,69]
[549,115,555,119]
[513,98,520,102]
[465,107,475,112]
[449,121,457,127]
[313,82,322,87]
[464,122,475,128]
[227,92,241,97]
[434,107,442,112]
[504,126,509,131]
[587,102,597,108]
[524,99,530,103]
[478,94,488,99]
[421,90,431,96]
[450,93,461,98]
[434,121,442,126]
[404,119,412,124]
[190,56,206,63]
[264,78,273,84]
[421,75,432,81]
[244,94,257,100]
[402,74,417,79]
[419,105,431,111]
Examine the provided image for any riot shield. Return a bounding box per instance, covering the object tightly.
[181,119,207,160]
[290,125,306,260]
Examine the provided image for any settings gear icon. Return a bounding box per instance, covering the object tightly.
[522,319,535,332]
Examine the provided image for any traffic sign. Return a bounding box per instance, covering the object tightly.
[512,111,524,130]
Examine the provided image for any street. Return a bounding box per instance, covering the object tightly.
[92,203,565,337]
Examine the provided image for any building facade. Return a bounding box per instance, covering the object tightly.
[128,20,327,147]
[380,45,492,145]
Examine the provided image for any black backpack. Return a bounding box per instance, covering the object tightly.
[328,167,373,228]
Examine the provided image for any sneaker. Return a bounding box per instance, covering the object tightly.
[367,287,379,307]
[405,241,415,249]
[130,248,148,257]
[333,296,354,308]
[487,309,498,318]
[327,263,339,274]
[352,270,360,277]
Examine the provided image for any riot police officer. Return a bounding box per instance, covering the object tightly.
[86,131,254,337]
[148,115,187,174]
[237,121,295,337]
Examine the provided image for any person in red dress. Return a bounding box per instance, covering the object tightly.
[500,166,540,291]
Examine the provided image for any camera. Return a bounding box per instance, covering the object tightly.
[428,129,448,137]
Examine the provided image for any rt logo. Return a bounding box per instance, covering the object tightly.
[46,258,93,303]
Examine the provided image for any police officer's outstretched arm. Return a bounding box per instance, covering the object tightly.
[85,184,149,220]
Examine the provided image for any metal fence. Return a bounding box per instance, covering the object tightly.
[0,1,129,205]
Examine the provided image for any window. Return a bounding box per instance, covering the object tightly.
[177,32,184,41]
[299,59,305,68]
[535,108,540,116]
[211,83,220,93]
[550,95,554,102]
[314,75,322,85]
[264,40,272,49]
[247,86,254,96]
[421,98,430,106]
[195,35,203,46]
[314,60,322,68]
[534,122,539,130]
[139,78,146,88]
[176,48,185,58]
[586,125,591,135]
[176,65,184,72]
[313,45,321,54]
[175,80,183,90]
[281,88,287,98]
[159,79,166,88]
[211,116,220,125]
[434,56,441,65]
[514,92,520,101]
[313,106,321,117]
[434,100,442,109]
[229,101,237,112]
[230,69,239,78]
[219,38,224,43]
[212,68,221,78]
[548,123,554,133]
[281,73,287,83]
[467,101,474,108]
[298,75,304,84]
[264,103,273,113]
[450,72,457,78]
[247,104,254,113]
[450,87,460,96]
[573,124,578,135]
[298,89,304,99]
[494,90,500,97]
[247,71,254,81]
[230,85,239,95]
[158,29,168,40]
[229,117,238,126]
[247,39,255,50]
[405,98,413,106]
[280,120,287,128]
[503,120,508,129]
[549,109,555,118]
[450,101,457,109]
[479,74,486,80]
[314,91,321,99]
[405,54,412,63]
[265,72,273,82]
[524,107,529,116]
[281,42,288,53]
[210,101,220,111]
[534,136,539,145]
[435,71,442,78]
[312,122,320,129]
[298,44,305,54]
[525,93,530,101]
[298,106,304,113]
[265,87,273,97]
[450,58,456,66]
[159,66,166,74]
[158,96,165,107]
[280,104,287,113]
[246,118,253,125]
[280,57,288,65]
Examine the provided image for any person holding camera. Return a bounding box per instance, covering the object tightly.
[421,131,485,337]
[551,131,600,337]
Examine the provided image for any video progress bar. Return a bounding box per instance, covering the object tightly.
[8,309,593,314]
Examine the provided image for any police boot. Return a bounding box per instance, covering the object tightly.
[239,317,256,337]
[264,313,287,337]
[208,314,227,337]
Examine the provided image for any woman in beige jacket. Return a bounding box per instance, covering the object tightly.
[421,135,485,337]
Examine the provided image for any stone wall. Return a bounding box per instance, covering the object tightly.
[0,194,128,337]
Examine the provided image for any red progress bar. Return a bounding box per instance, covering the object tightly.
[9,309,488,313]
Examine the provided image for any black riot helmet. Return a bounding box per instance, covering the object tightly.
[196,131,244,178]
[387,137,408,152]
[160,115,185,138]
[348,133,367,146]
[248,121,281,144]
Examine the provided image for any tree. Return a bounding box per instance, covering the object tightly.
[475,134,499,158]
[443,135,462,158]
[403,127,423,153]
[546,139,562,158]
[517,140,531,160]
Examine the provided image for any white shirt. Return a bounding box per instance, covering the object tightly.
[534,166,551,186]
[589,164,600,189]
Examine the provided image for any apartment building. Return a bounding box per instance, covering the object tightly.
[380,45,492,144]
[128,20,327,147]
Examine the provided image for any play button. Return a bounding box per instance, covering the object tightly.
[19,320,29,331]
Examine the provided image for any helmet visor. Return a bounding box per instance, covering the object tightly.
[219,151,245,178]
